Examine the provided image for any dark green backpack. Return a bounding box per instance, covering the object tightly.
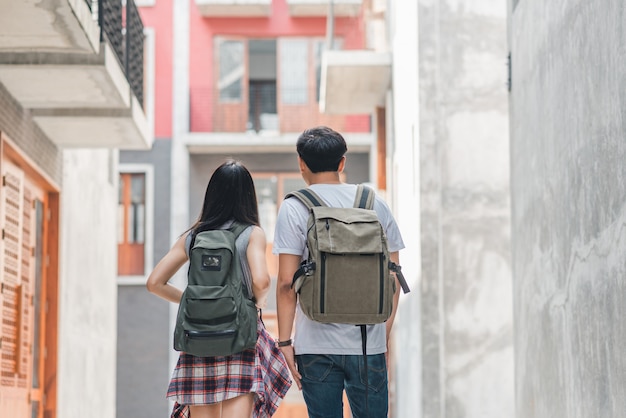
[173,222,258,357]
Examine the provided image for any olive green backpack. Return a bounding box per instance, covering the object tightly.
[173,222,258,357]
[287,185,410,416]
[286,185,410,325]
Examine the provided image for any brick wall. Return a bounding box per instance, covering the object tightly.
[0,82,63,185]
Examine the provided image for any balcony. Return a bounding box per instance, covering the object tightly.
[320,50,391,114]
[189,85,371,135]
[286,0,362,17]
[195,0,272,17]
[0,0,152,149]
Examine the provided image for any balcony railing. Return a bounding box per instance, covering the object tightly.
[85,0,145,106]
[189,86,371,134]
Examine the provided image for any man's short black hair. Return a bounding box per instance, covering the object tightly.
[296,126,348,173]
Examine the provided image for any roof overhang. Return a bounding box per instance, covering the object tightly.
[184,132,374,154]
[320,50,391,114]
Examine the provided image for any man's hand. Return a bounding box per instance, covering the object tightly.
[280,345,302,390]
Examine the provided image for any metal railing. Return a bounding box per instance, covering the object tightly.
[125,1,145,106]
[85,0,145,107]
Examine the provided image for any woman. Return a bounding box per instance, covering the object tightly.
[147,160,291,418]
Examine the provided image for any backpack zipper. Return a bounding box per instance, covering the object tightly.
[185,329,235,339]
[325,219,332,252]
[320,252,326,313]
[378,254,385,314]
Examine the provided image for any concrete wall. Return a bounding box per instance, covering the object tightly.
[509,1,626,416]
[117,140,172,418]
[392,0,513,416]
[58,149,118,418]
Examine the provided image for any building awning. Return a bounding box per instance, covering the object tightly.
[320,50,391,114]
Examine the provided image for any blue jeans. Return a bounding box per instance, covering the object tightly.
[295,354,389,418]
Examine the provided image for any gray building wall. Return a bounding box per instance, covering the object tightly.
[411,0,513,417]
[509,1,626,417]
[117,140,172,418]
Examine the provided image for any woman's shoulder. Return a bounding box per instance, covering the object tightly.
[248,225,266,239]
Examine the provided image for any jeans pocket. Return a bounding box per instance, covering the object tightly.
[296,354,335,382]
[358,354,387,392]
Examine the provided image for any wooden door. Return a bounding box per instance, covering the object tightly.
[0,159,49,418]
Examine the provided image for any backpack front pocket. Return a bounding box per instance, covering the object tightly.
[182,285,237,328]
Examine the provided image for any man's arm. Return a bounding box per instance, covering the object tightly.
[276,253,303,389]
[385,251,402,345]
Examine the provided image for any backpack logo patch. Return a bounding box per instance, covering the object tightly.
[202,254,222,271]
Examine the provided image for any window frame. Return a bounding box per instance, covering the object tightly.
[117,164,154,285]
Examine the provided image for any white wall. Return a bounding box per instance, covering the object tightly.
[390,0,513,417]
[388,0,422,417]
[58,149,118,418]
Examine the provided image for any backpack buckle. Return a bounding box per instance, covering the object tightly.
[302,261,316,276]
[389,262,411,294]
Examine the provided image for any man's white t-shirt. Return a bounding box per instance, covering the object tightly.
[273,183,405,355]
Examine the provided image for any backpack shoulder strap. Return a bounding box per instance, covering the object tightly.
[229,221,250,239]
[285,188,327,208]
[353,184,375,210]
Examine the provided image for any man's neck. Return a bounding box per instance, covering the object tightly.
[306,172,342,185]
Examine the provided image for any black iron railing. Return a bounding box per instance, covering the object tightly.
[95,0,145,108]
[125,1,145,105]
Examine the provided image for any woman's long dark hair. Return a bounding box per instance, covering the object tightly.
[188,160,259,233]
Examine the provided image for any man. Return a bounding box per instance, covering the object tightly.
[273,126,405,417]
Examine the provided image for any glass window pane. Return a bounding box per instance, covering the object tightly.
[127,204,135,243]
[134,203,145,243]
[280,38,309,104]
[118,204,125,244]
[118,174,124,203]
[218,40,244,101]
[131,174,145,203]
[31,200,44,389]
[254,177,278,242]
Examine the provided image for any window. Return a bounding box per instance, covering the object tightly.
[248,40,278,133]
[280,38,309,105]
[252,173,306,278]
[117,166,153,279]
[218,39,245,102]
[252,173,307,239]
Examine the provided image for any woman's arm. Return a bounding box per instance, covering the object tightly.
[146,233,189,304]
[246,226,271,309]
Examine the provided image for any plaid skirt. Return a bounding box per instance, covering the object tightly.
[167,318,292,418]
